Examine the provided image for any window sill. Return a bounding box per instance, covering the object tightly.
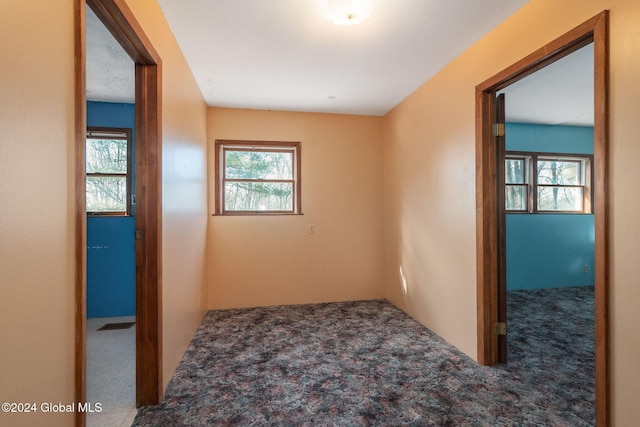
[212,212,304,217]
[506,211,592,215]
[87,213,132,217]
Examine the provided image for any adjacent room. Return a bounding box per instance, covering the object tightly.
[85,6,137,426]
[5,0,640,427]
[501,42,597,423]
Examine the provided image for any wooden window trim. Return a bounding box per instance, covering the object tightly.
[214,140,302,216]
[504,184,529,213]
[505,155,530,212]
[86,126,132,216]
[506,151,593,214]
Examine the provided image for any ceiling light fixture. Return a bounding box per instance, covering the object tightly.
[324,0,374,26]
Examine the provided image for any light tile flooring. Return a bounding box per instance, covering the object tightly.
[86,316,137,427]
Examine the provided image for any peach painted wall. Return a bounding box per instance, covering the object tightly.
[207,108,384,309]
[0,1,76,425]
[0,2,208,426]
[382,0,640,425]
[124,0,209,391]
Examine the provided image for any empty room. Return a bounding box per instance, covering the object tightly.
[2,1,640,426]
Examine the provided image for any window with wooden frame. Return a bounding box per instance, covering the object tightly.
[505,155,531,212]
[505,152,592,213]
[215,140,302,215]
[86,127,132,215]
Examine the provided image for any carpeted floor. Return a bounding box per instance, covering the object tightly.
[133,286,594,426]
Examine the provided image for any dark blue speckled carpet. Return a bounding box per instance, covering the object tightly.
[133,287,594,426]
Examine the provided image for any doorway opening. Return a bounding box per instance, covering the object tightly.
[75,0,163,425]
[85,7,137,424]
[475,11,609,426]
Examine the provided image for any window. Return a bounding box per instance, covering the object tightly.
[215,140,301,215]
[86,127,132,215]
[505,155,530,212]
[505,152,592,213]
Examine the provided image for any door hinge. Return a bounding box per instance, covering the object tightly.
[135,229,143,241]
[494,322,507,336]
[493,123,505,137]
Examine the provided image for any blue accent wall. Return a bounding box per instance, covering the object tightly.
[87,217,136,317]
[505,122,594,290]
[506,214,595,290]
[87,102,136,317]
[505,122,594,154]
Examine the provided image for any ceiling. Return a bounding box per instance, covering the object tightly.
[86,6,134,103]
[85,0,594,125]
[500,43,594,126]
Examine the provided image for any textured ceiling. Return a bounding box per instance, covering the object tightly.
[86,6,134,104]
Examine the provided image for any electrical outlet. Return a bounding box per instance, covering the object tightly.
[309,224,316,234]
[584,264,589,273]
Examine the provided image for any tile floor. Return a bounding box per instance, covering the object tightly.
[86,316,137,427]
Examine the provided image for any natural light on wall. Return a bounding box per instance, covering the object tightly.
[324,0,374,26]
[400,266,408,296]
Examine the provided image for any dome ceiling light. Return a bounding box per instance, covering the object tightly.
[324,0,374,26]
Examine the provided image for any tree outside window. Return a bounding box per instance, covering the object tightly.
[215,140,301,215]
[86,128,132,215]
[505,152,591,214]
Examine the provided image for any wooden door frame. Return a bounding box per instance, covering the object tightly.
[75,0,163,425]
[475,11,609,426]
